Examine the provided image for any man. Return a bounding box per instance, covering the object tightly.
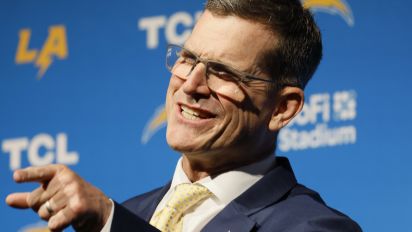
[6,0,362,231]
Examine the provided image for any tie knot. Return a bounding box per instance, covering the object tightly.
[167,183,212,212]
[150,183,212,231]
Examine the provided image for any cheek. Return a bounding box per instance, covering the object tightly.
[212,104,247,143]
[222,101,268,138]
[169,75,184,89]
[165,77,183,112]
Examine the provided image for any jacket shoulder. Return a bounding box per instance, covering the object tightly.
[255,184,362,231]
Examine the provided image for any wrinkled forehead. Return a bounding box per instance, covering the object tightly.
[184,10,277,73]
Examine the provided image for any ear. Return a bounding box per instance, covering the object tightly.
[268,87,304,132]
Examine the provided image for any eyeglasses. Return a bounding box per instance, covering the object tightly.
[166,44,276,101]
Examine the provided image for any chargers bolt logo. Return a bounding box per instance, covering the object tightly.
[15,25,68,79]
[302,0,355,26]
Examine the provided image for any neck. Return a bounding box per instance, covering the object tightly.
[181,148,273,182]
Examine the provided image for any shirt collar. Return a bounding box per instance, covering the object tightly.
[170,155,276,205]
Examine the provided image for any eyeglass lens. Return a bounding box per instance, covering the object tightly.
[166,45,245,102]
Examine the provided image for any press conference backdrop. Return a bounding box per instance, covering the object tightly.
[1,0,411,231]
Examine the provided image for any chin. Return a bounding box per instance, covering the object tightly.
[166,130,210,154]
[167,136,199,153]
[166,129,190,152]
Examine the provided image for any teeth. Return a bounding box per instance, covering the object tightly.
[182,110,201,120]
[181,106,200,117]
[181,105,204,120]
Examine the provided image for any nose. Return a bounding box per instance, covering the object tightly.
[182,62,211,97]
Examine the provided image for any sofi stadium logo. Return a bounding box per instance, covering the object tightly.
[15,25,68,79]
[278,90,357,152]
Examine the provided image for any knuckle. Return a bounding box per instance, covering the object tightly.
[57,165,68,174]
[37,169,46,180]
[57,173,71,184]
[54,163,67,170]
[49,212,69,231]
[68,171,79,181]
[58,169,78,184]
[70,199,86,214]
[48,218,59,230]
[55,164,69,175]
[70,181,82,193]
[26,194,37,208]
[38,210,50,220]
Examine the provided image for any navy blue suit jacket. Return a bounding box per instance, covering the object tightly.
[110,157,362,231]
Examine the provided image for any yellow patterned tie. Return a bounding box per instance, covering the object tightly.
[150,183,212,232]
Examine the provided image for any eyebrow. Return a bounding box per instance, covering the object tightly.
[183,45,251,74]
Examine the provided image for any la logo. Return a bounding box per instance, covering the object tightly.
[15,25,68,79]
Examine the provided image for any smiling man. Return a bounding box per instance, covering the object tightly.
[6,0,362,231]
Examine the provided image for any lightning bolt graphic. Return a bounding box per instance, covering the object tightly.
[34,25,68,79]
[35,55,52,79]
[302,0,354,26]
[141,105,167,144]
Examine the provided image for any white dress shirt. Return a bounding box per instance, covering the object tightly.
[102,155,276,232]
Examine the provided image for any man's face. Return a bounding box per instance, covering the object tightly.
[165,11,279,160]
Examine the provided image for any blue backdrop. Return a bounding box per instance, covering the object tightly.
[1,0,411,231]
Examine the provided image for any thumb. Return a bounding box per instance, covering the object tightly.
[6,192,30,209]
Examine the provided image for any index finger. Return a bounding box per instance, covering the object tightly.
[14,165,60,183]
[5,192,30,209]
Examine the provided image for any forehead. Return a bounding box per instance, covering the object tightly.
[184,11,276,72]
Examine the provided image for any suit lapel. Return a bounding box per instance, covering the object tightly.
[201,203,257,232]
[202,157,297,232]
[139,182,171,221]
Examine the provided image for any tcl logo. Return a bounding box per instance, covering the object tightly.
[2,133,79,170]
[138,11,202,49]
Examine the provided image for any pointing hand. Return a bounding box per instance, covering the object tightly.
[6,164,112,232]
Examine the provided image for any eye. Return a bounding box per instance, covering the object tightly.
[177,50,197,65]
[208,63,241,82]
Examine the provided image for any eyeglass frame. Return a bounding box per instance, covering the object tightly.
[166,44,278,86]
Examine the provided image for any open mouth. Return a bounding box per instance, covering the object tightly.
[180,105,215,120]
